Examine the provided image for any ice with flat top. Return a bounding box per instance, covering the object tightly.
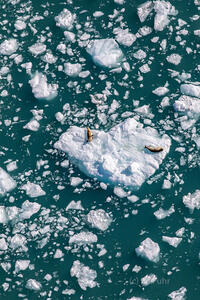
[54,118,171,190]
[70,260,97,290]
[136,238,160,263]
[0,39,18,55]
[29,72,58,100]
[86,39,124,68]
[0,168,16,197]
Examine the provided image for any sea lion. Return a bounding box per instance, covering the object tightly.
[145,145,163,152]
[87,127,93,142]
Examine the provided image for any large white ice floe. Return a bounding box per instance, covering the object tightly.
[168,286,187,299]
[183,190,200,212]
[173,95,200,116]
[54,118,171,190]
[180,83,200,98]
[0,168,16,196]
[0,39,18,55]
[137,1,177,31]
[87,209,112,231]
[29,72,58,100]
[86,39,124,68]
[70,260,97,290]
[55,9,75,30]
[135,238,160,263]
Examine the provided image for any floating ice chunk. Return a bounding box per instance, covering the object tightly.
[15,260,30,273]
[0,238,8,250]
[21,182,45,198]
[136,238,160,263]
[173,95,200,116]
[6,161,17,172]
[154,1,177,31]
[166,54,182,65]
[0,39,18,55]
[70,177,83,187]
[180,84,200,98]
[64,63,82,77]
[55,9,74,30]
[70,260,97,290]
[42,51,57,64]
[141,274,157,286]
[0,168,16,196]
[69,232,97,245]
[137,1,154,23]
[154,205,175,220]
[168,287,187,299]
[19,200,41,220]
[133,49,146,60]
[162,236,182,248]
[183,190,200,212]
[0,206,18,223]
[29,43,46,56]
[23,119,40,131]
[114,29,136,47]
[93,11,104,17]
[113,186,128,198]
[87,209,112,231]
[10,234,27,250]
[54,249,64,259]
[114,0,124,4]
[15,19,26,30]
[54,118,171,189]
[26,279,42,291]
[29,72,58,100]
[64,31,76,42]
[152,86,169,96]
[66,200,84,211]
[86,39,123,68]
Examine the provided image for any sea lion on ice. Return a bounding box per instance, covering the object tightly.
[87,127,93,142]
[145,145,163,153]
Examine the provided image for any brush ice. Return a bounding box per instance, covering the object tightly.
[180,84,200,98]
[183,190,200,212]
[86,39,123,68]
[70,260,97,290]
[0,39,18,55]
[21,182,46,198]
[69,232,97,245]
[136,238,160,263]
[29,72,58,100]
[55,9,74,30]
[173,95,200,116]
[87,209,112,231]
[0,168,16,196]
[54,118,171,189]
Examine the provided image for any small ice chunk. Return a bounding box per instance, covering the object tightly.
[21,182,46,198]
[0,206,19,224]
[10,234,27,250]
[133,49,146,60]
[180,84,200,98]
[87,209,112,231]
[23,119,40,131]
[19,200,41,220]
[0,39,18,55]
[0,168,16,196]
[6,161,17,172]
[70,260,97,290]
[54,249,64,259]
[66,200,84,211]
[135,238,160,263]
[15,260,30,273]
[64,31,76,42]
[55,9,74,30]
[29,43,46,56]
[26,279,42,291]
[137,1,154,23]
[162,236,182,248]
[69,232,97,245]
[113,186,127,198]
[183,190,200,212]
[115,29,136,47]
[168,287,187,299]
[152,86,169,96]
[154,1,177,31]
[141,274,157,286]
[173,95,200,116]
[93,11,104,17]
[14,19,26,30]
[154,205,175,220]
[127,195,139,203]
[176,227,185,237]
[86,39,123,68]
[0,238,8,250]
[70,177,83,187]
[29,72,58,100]
[64,63,82,77]
[166,54,182,65]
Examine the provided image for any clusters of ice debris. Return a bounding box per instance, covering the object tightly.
[55,118,171,189]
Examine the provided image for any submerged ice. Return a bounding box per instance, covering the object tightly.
[54,118,171,189]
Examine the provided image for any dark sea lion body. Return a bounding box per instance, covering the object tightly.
[87,127,93,142]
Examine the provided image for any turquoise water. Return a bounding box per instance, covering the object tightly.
[0,0,200,299]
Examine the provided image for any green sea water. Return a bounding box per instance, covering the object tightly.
[0,0,200,299]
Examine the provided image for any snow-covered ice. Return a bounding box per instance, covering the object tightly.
[114,29,136,47]
[86,39,124,68]
[55,9,74,30]
[183,190,200,212]
[141,274,157,286]
[29,72,58,100]
[180,84,200,98]
[87,209,112,231]
[173,95,200,116]
[166,54,182,65]
[64,63,82,77]
[23,119,40,131]
[70,260,97,290]
[69,232,97,245]
[137,1,154,23]
[26,279,42,291]
[0,168,16,196]
[54,118,171,190]
[154,1,177,31]
[168,287,187,299]
[21,182,46,198]
[162,236,182,248]
[154,205,175,219]
[29,43,46,56]
[15,260,30,273]
[152,86,169,96]
[135,238,160,263]
[0,39,18,55]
